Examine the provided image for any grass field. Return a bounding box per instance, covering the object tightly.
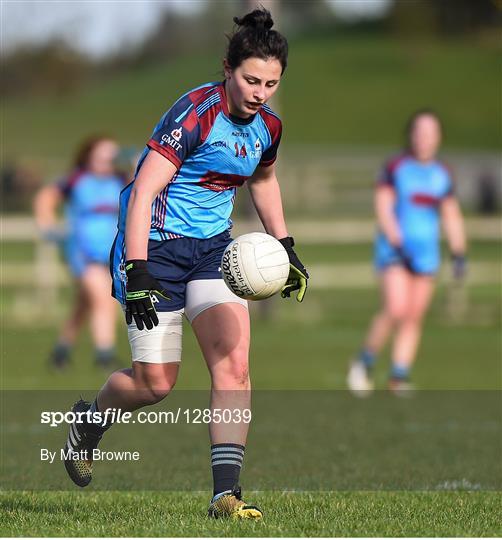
[2,238,502,264]
[1,240,500,536]
[1,491,501,537]
[2,238,500,390]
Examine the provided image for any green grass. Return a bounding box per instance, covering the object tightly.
[3,35,499,176]
[1,491,500,537]
[1,236,500,390]
[2,239,501,264]
[284,34,499,150]
[1,283,500,390]
[1,240,500,536]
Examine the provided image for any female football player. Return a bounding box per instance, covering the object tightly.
[347,110,466,396]
[34,136,124,368]
[63,8,308,519]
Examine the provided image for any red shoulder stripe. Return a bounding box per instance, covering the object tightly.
[187,85,216,107]
[147,139,182,169]
[259,107,282,144]
[182,109,198,131]
[58,169,86,197]
[198,104,221,142]
[387,154,409,174]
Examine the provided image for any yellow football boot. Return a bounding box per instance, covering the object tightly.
[208,487,262,519]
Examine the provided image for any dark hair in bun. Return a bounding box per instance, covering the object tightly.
[226,7,288,74]
[234,9,274,31]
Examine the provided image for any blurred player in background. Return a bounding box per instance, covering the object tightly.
[61,8,308,519]
[34,135,125,369]
[347,110,467,396]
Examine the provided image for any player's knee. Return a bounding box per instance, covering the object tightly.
[375,309,394,327]
[214,370,250,390]
[386,303,408,322]
[132,364,178,404]
[211,351,250,389]
[228,360,250,388]
[403,310,425,325]
[140,378,176,405]
[147,383,174,404]
[210,332,250,360]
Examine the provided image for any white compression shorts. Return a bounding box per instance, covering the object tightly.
[127,279,248,364]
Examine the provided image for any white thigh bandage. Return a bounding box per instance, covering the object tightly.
[127,310,183,364]
[185,279,248,324]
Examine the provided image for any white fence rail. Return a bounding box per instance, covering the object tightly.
[2,215,499,324]
[2,215,501,243]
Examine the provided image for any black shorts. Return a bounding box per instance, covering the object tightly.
[111,230,232,311]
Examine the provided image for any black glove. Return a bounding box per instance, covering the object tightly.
[278,237,309,302]
[451,253,467,280]
[125,260,170,330]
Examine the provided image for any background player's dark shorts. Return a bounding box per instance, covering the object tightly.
[146,230,232,312]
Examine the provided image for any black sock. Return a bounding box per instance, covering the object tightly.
[52,342,71,364]
[82,399,113,437]
[95,347,115,366]
[211,443,245,496]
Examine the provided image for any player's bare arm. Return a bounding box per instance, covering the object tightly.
[441,195,467,256]
[247,162,288,239]
[34,184,63,231]
[125,151,178,260]
[248,162,309,301]
[375,184,401,247]
[441,195,467,280]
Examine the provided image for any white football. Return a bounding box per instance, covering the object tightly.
[221,232,290,300]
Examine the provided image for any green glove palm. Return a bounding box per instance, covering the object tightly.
[279,237,309,302]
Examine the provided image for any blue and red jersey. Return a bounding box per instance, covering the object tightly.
[375,153,455,273]
[57,170,124,274]
[117,81,282,240]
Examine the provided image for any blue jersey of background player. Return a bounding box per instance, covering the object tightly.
[60,167,124,276]
[374,153,454,274]
[111,80,282,305]
[348,110,467,397]
[34,136,125,369]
